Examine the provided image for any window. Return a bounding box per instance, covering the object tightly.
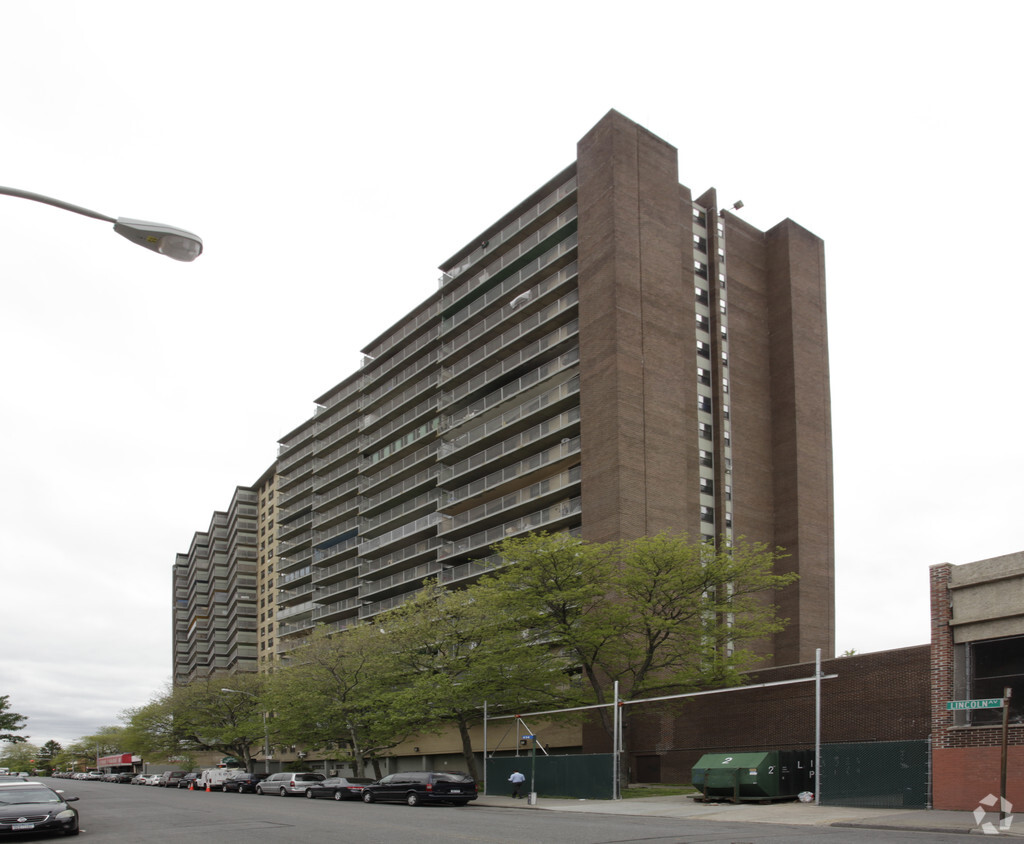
[699,422,713,440]
[695,286,709,305]
[693,235,707,252]
[694,261,708,279]
[698,368,711,386]
[698,396,711,413]
[699,450,713,468]
[701,506,715,523]
[696,314,708,331]
[968,636,1024,724]
[700,478,713,495]
[696,340,710,359]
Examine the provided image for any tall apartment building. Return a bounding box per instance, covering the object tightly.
[174,110,834,680]
[172,485,260,683]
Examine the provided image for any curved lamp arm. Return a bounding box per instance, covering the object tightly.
[0,186,203,262]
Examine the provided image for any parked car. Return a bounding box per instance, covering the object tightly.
[130,773,149,785]
[162,771,189,788]
[148,773,168,786]
[0,781,80,836]
[255,772,326,796]
[177,773,201,790]
[302,776,374,800]
[112,772,134,784]
[222,771,268,793]
[360,771,477,806]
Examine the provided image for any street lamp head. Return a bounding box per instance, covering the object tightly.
[113,217,203,262]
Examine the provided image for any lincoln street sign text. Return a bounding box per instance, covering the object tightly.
[946,698,1004,711]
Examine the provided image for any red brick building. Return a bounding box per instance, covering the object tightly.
[931,554,1024,810]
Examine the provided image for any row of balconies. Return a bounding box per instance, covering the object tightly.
[313,476,360,514]
[312,455,361,493]
[442,355,578,433]
[442,241,578,340]
[278,598,315,621]
[443,174,576,284]
[359,323,441,395]
[438,376,579,460]
[439,321,579,409]
[442,289,579,381]
[358,512,440,557]
[436,496,581,563]
[360,488,440,538]
[362,298,441,363]
[363,417,440,473]
[312,492,359,532]
[441,206,579,313]
[359,466,438,516]
[361,370,440,427]
[440,434,581,508]
[360,346,440,411]
[311,535,360,567]
[359,535,443,576]
[360,441,437,498]
[314,575,360,603]
[312,596,360,623]
[439,406,581,487]
[312,515,359,548]
[360,396,437,454]
[359,560,444,602]
[439,467,580,538]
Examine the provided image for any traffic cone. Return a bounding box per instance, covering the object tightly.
[188,781,193,791]
[205,782,211,792]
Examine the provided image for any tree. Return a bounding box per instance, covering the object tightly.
[267,623,418,778]
[124,675,271,771]
[0,696,28,744]
[379,581,573,780]
[480,532,797,740]
[0,742,39,772]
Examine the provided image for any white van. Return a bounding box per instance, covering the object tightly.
[199,767,243,791]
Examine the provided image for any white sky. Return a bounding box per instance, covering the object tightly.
[2,0,1021,748]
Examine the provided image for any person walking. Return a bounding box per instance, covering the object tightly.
[508,770,526,798]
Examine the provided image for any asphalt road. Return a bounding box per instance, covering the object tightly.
[25,778,975,843]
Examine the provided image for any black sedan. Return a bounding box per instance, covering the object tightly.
[0,782,79,837]
[303,776,374,800]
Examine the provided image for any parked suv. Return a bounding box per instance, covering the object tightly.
[361,771,476,806]
[255,772,325,796]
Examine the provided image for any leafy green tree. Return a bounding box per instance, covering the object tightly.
[267,623,418,777]
[35,740,62,773]
[0,742,39,772]
[0,696,28,744]
[480,532,797,738]
[380,581,573,780]
[164,674,270,771]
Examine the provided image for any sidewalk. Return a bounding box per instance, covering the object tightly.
[475,793,1020,836]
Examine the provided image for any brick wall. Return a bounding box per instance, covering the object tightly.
[581,646,930,783]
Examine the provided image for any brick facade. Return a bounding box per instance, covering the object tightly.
[582,646,930,784]
[930,561,1024,809]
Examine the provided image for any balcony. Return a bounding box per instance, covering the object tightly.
[442,206,579,313]
[359,536,443,576]
[441,288,579,369]
[359,560,444,601]
[439,407,581,486]
[437,496,581,562]
[439,376,580,461]
[440,465,581,536]
[440,322,579,409]
[360,442,438,498]
[360,466,438,517]
[443,175,576,284]
[361,489,440,539]
[357,512,440,557]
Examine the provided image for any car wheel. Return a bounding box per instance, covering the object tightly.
[333,790,343,801]
[305,788,314,799]
[255,786,264,795]
[362,790,374,803]
[406,792,420,807]
[279,787,288,797]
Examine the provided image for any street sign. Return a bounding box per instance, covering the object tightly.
[946,698,1004,710]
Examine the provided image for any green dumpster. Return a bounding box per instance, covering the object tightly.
[691,750,814,802]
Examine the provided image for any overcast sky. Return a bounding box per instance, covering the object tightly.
[2,1,1021,749]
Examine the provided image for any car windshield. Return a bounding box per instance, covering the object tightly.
[0,788,62,805]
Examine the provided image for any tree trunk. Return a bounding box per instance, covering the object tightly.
[456,718,479,781]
